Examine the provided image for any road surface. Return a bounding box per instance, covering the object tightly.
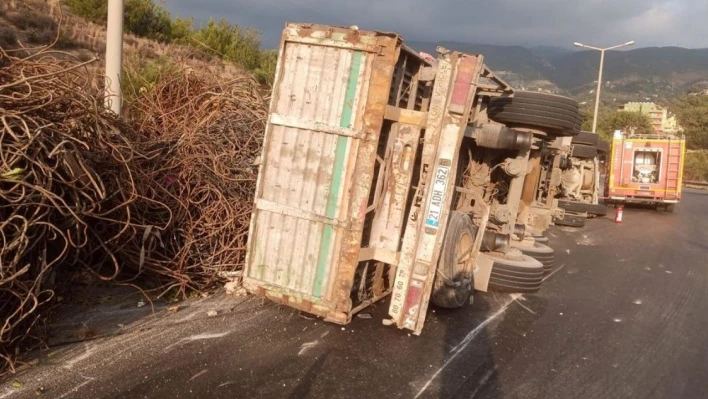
[2,189,708,399]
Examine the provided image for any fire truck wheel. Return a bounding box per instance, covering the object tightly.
[431,211,476,309]
[558,200,608,216]
[571,131,600,146]
[488,91,582,136]
[553,214,586,228]
[487,251,544,293]
[571,144,598,159]
[666,204,676,213]
[519,242,554,275]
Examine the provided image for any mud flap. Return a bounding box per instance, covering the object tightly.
[473,252,494,293]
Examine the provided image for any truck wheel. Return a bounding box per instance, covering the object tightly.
[596,139,611,153]
[519,242,554,275]
[431,211,476,309]
[553,214,586,227]
[666,204,676,213]
[533,234,549,244]
[558,200,608,216]
[571,144,597,159]
[488,91,582,137]
[572,131,600,146]
[487,250,544,293]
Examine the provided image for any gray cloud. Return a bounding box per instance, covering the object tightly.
[163,0,708,49]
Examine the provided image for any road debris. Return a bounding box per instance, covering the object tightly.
[357,314,372,319]
[189,369,208,381]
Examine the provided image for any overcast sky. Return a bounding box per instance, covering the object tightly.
[163,0,708,50]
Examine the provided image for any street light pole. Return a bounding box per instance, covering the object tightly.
[574,40,635,133]
[105,0,125,116]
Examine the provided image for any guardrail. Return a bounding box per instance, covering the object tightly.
[684,181,708,189]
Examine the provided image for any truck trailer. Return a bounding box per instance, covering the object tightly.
[242,23,582,335]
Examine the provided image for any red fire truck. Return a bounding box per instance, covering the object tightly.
[605,130,686,212]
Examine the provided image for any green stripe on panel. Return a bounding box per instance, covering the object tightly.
[312,50,363,298]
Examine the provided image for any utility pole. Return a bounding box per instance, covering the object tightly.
[105,0,125,116]
[574,40,635,133]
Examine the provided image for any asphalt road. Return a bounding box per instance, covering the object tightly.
[3,189,708,399]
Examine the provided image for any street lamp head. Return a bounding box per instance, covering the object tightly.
[625,40,635,46]
[573,42,584,47]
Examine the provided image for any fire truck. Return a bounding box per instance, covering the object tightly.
[605,130,686,212]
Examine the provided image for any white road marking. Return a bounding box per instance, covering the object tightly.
[163,331,231,352]
[57,375,94,399]
[298,340,319,356]
[515,300,537,315]
[543,263,567,282]
[413,294,521,398]
[189,369,208,381]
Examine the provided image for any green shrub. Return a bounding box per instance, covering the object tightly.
[65,0,171,41]
[122,56,180,99]
[255,49,277,86]
[64,0,108,24]
[124,0,171,42]
[0,27,18,49]
[684,151,708,182]
[191,19,262,71]
[170,17,194,44]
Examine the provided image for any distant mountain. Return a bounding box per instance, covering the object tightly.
[406,41,708,106]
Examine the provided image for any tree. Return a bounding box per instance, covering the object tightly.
[673,95,708,150]
[588,110,653,140]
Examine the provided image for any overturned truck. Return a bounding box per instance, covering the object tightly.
[243,23,582,334]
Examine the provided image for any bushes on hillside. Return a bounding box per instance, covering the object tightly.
[64,0,277,85]
[190,19,262,71]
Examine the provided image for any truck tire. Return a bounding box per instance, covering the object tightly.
[487,250,544,293]
[533,234,549,244]
[596,139,611,153]
[553,214,586,227]
[488,91,582,137]
[571,144,597,159]
[572,131,600,146]
[431,211,476,309]
[558,200,608,216]
[519,242,554,275]
[666,204,676,213]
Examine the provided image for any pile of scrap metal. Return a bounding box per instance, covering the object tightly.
[240,22,600,335]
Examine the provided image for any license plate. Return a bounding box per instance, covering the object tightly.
[425,165,450,228]
[636,191,654,196]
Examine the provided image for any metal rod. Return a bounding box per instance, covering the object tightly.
[105,0,125,116]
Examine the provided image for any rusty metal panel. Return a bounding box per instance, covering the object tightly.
[243,23,401,322]
[389,53,484,334]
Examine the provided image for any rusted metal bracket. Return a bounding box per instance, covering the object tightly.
[269,113,371,141]
[384,106,428,127]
